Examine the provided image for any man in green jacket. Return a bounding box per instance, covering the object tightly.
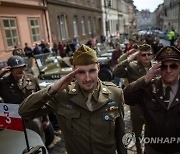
[19,44,126,154]
[113,44,153,154]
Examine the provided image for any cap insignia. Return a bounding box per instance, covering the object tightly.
[15,59,19,64]
[166,47,173,55]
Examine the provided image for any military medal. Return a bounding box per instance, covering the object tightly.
[104,115,110,121]
[106,101,118,111]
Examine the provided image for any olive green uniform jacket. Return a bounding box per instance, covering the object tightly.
[0,73,40,104]
[124,76,180,153]
[0,73,45,141]
[113,59,148,138]
[19,80,127,154]
[113,59,148,83]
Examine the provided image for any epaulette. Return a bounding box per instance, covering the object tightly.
[130,60,138,65]
[102,81,118,87]
[25,73,35,79]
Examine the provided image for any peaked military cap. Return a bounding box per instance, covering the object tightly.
[139,44,151,52]
[72,44,98,65]
[155,46,180,61]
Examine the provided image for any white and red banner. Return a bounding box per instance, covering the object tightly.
[0,103,24,131]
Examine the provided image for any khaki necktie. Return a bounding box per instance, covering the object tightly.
[85,93,93,111]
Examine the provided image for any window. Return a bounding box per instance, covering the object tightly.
[88,17,91,34]
[81,16,86,35]
[1,18,19,48]
[73,15,78,37]
[58,14,69,40]
[29,18,41,43]
[93,17,97,33]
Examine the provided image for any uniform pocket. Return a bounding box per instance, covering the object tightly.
[145,101,163,127]
[57,107,81,136]
[102,111,120,137]
[146,99,161,111]
[25,85,36,93]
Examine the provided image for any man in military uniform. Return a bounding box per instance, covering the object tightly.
[113,44,153,154]
[0,56,45,142]
[19,44,126,154]
[124,46,180,154]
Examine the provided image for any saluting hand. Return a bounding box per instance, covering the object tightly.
[0,66,11,77]
[49,68,79,94]
[127,50,140,62]
[145,62,161,83]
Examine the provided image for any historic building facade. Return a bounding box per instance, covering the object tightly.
[162,0,180,34]
[0,0,51,60]
[47,0,102,44]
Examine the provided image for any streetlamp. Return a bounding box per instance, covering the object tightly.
[104,0,111,38]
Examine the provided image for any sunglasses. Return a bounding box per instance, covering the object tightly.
[141,53,153,57]
[161,63,179,70]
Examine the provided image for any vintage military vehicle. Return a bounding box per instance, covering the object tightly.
[34,44,115,82]
[34,54,72,80]
[97,48,114,81]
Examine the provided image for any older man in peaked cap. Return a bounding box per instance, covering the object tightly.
[124,46,180,154]
[19,44,127,154]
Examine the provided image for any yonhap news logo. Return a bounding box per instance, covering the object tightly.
[122,132,136,148]
[122,132,180,149]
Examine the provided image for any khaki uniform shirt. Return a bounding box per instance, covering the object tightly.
[19,80,126,154]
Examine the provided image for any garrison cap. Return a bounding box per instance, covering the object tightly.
[72,44,98,65]
[155,46,180,61]
[132,43,139,49]
[139,44,151,52]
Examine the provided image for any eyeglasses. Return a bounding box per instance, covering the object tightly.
[141,53,153,57]
[161,63,179,71]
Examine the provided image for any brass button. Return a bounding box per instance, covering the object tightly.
[103,88,107,92]
[72,89,76,92]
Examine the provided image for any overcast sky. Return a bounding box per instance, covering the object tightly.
[133,0,164,12]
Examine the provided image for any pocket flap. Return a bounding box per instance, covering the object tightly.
[57,107,80,118]
[146,102,161,110]
[26,85,36,90]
